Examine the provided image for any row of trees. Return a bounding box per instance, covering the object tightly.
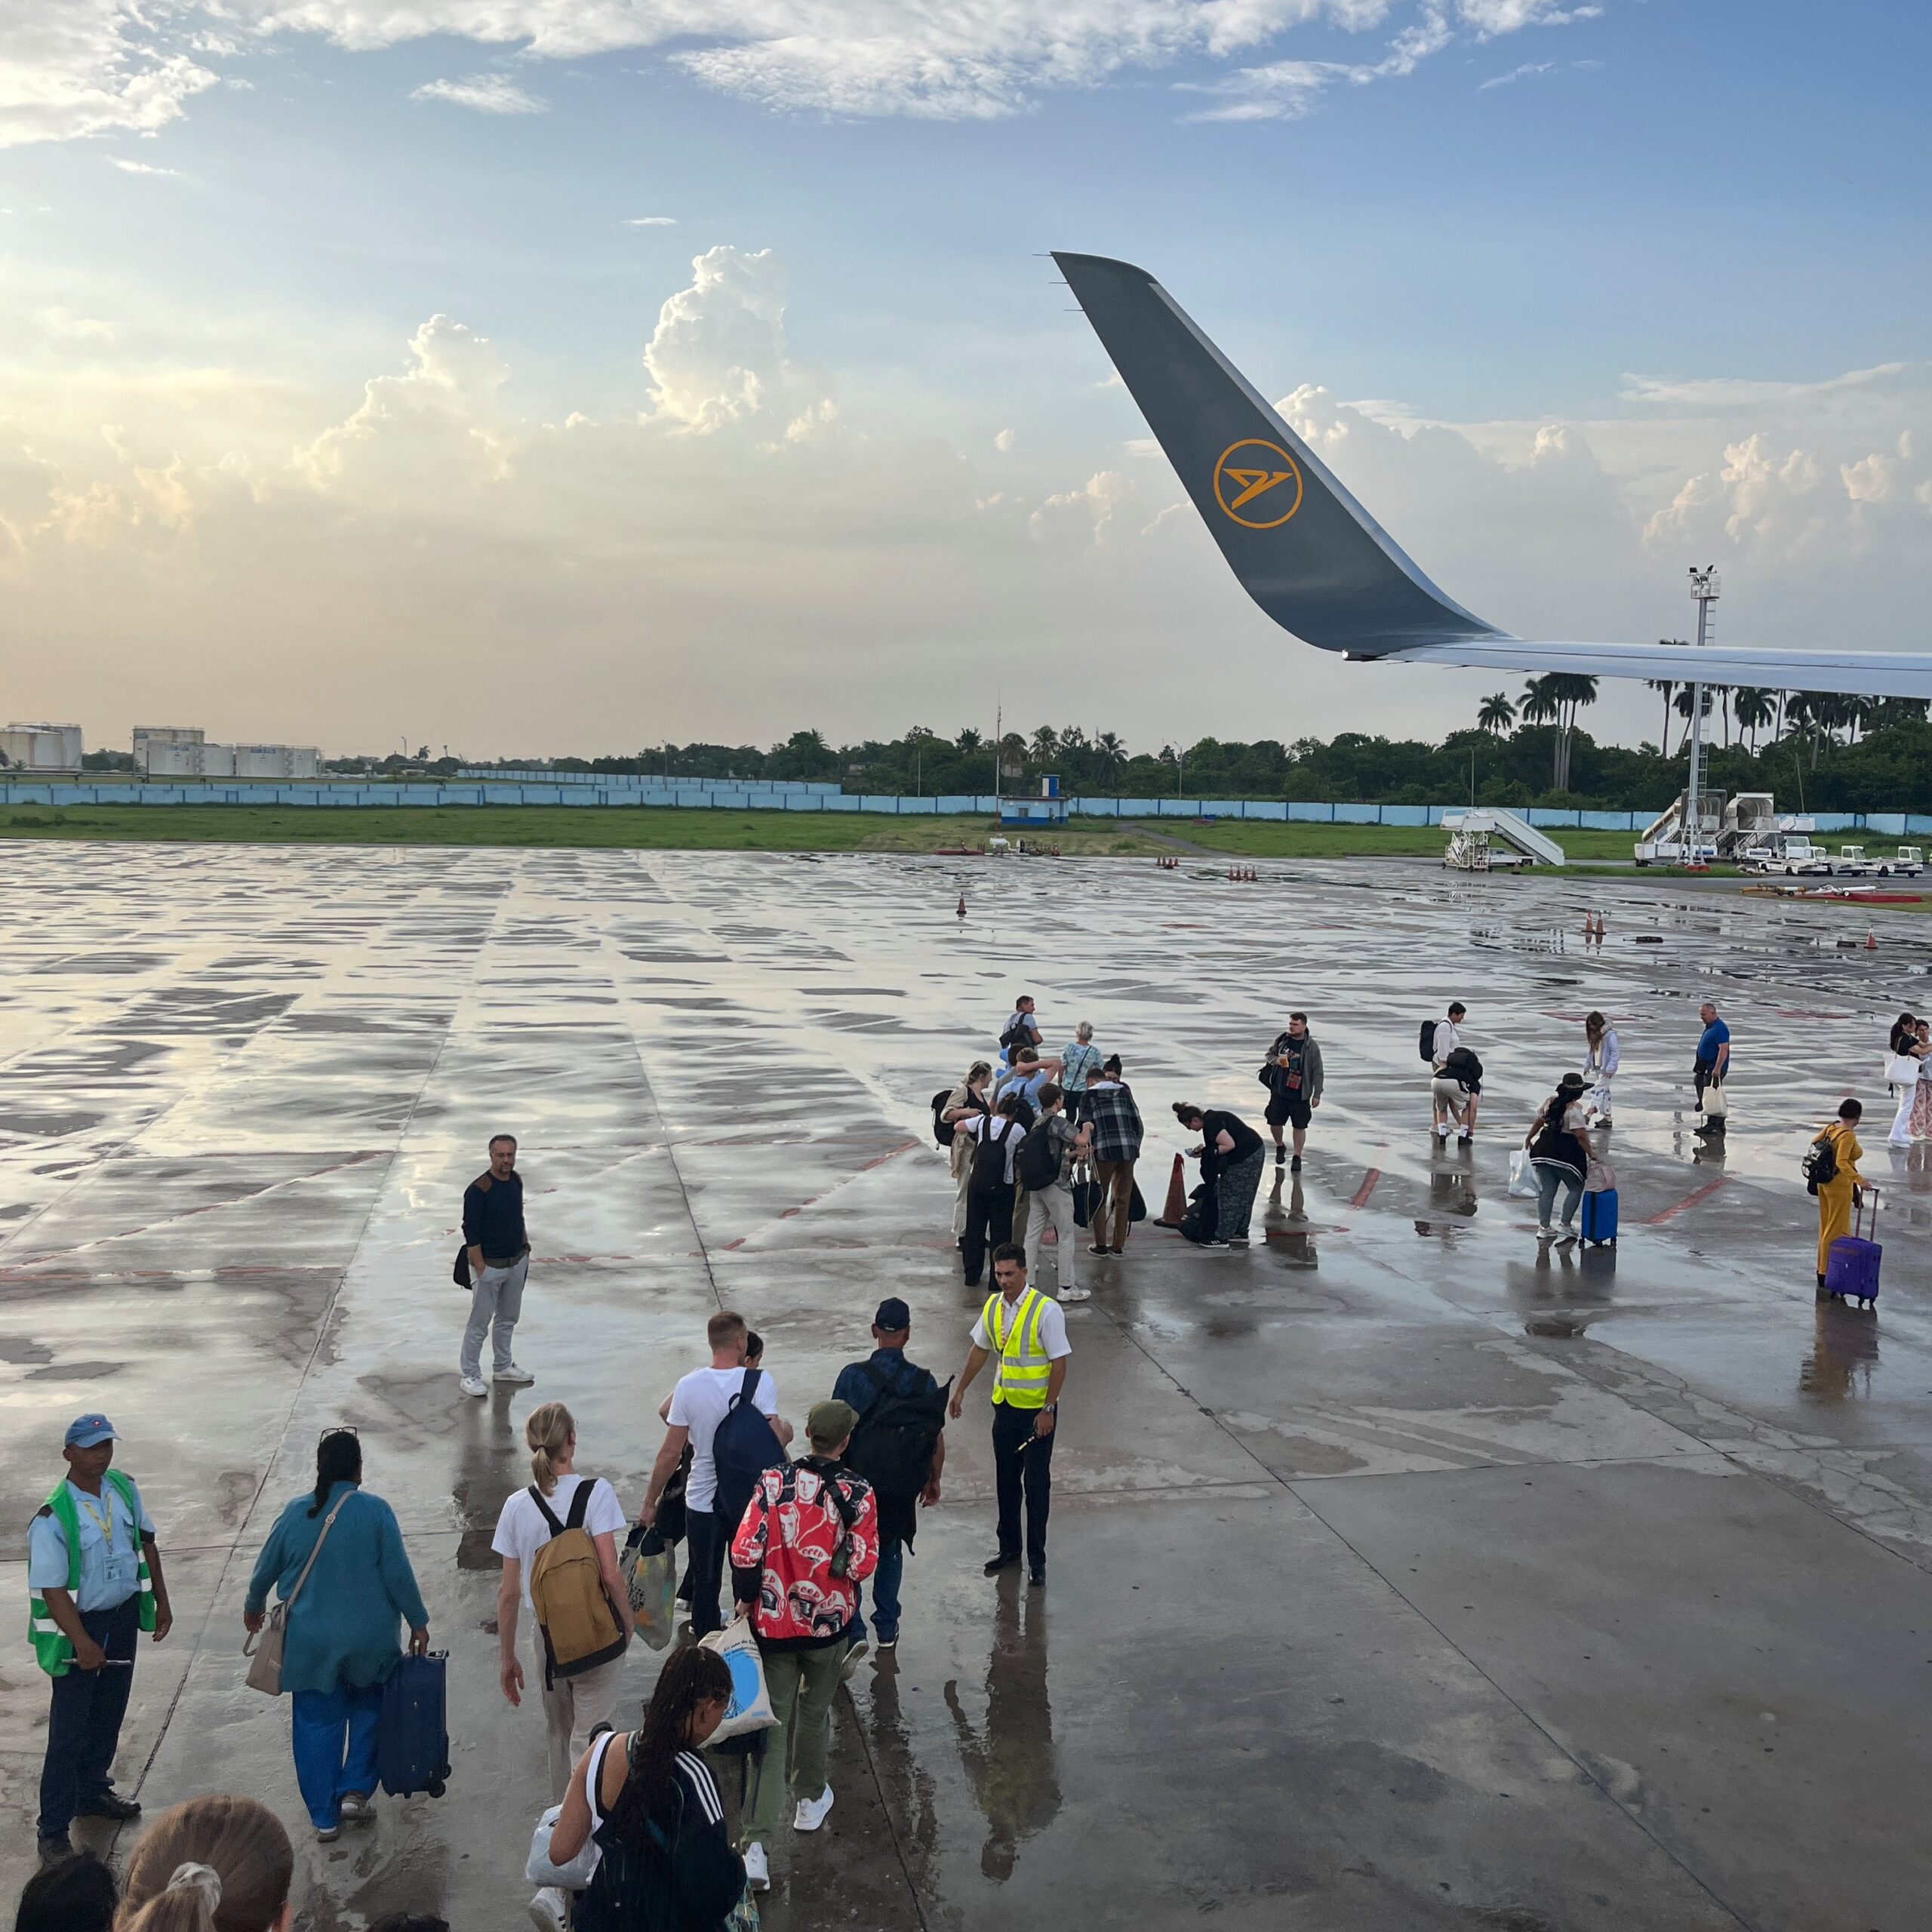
[516,693,1932,812]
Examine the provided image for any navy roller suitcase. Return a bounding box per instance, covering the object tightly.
[1824,1193,1881,1308]
[378,1652,451,1798]
[1580,1188,1618,1246]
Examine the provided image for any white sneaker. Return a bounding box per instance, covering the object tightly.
[1200,1239,1232,1251]
[1060,1286,1091,1303]
[495,1362,535,1386]
[743,1842,769,1890]
[1457,1128,1472,1143]
[458,1374,488,1398]
[840,1638,869,1682]
[793,1785,834,1832]
[1435,1124,1451,1141]
[528,1888,567,1932]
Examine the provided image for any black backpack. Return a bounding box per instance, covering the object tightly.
[998,1018,1033,1055]
[970,1118,1018,1189]
[844,1364,950,1503]
[931,1089,955,1147]
[1015,1121,1062,1192]
[1801,1134,1838,1195]
[1419,1019,1438,1061]
[1442,1045,1484,1090]
[710,1369,786,1532]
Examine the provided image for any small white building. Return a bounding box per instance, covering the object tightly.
[1,721,85,774]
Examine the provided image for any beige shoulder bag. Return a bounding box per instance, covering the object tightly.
[244,1492,349,1697]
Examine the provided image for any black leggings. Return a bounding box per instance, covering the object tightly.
[961,1182,1014,1286]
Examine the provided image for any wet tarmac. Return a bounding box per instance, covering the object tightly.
[4,844,1930,1930]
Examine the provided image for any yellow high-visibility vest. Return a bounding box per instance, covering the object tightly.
[982,1288,1052,1408]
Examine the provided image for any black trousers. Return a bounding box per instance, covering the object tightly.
[961,1182,1014,1287]
[38,1597,140,1841]
[991,1403,1055,1567]
[685,1509,728,1637]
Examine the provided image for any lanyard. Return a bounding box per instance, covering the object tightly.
[75,1487,117,1552]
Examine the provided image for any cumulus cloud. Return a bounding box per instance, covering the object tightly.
[625,215,677,226]
[1,244,1927,758]
[0,0,1600,145]
[108,156,180,174]
[410,73,547,112]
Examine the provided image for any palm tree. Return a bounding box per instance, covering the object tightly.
[955,727,983,755]
[1029,725,1060,765]
[1731,686,1775,754]
[1477,691,1516,735]
[1095,731,1127,782]
[1519,677,1560,725]
[1647,678,1675,758]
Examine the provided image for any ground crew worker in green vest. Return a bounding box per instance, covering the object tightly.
[28,1414,172,1866]
[949,1242,1072,1587]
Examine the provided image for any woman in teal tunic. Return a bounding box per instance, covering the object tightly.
[245,1430,429,1839]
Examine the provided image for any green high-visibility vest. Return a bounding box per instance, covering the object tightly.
[29,1469,155,1677]
[983,1288,1053,1408]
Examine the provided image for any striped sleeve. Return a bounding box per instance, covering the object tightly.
[675,1752,724,1826]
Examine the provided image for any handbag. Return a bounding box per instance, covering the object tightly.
[1698,1083,1728,1118]
[623,1524,678,1651]
[527,1801,602,1890]
[697,1618,777,1742]
[1069,1162,1097,1229]
[244,1492,349,1696]
[1884,1053,1920,1087]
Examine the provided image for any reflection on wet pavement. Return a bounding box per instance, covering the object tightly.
[2,844,1930,1928]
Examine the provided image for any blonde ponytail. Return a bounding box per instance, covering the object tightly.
[525,1401,575,1496]
[117,1797,291,1932]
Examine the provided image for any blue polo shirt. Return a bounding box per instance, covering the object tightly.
[28,1477,155,1613]
[1697,1017,1730,1069]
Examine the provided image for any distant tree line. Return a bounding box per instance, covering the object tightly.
[508,675,1932,812]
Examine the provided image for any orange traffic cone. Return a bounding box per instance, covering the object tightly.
[1152,1151,1189,1228]
[1866,928,1878,949]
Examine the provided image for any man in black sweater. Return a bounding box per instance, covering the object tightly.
[460,1134,534,1397]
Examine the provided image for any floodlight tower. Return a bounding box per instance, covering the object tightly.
[1684,566,1720,867]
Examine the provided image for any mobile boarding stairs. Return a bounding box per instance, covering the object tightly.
[1441,810,1565,871]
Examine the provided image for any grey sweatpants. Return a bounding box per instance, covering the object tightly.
[460,1255,528,1377]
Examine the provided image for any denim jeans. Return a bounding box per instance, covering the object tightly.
[460,1254,528,1378]
[1535,1164,1583,1229]
[851,1538,904,1644]
[38,1597,140,1841]
[291,1681,383,1829]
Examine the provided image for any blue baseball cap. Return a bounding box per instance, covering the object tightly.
[64,1414,118,1449]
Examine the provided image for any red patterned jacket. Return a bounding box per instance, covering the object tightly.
[728,1457,878,1650]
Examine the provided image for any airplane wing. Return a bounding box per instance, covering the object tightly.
[1054,249,1932,701]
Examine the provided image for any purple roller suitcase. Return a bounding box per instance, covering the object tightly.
[1824,1194,1881,1308]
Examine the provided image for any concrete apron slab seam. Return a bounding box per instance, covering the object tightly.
[1087,1291,1761,1932]
[106,880,482,1857]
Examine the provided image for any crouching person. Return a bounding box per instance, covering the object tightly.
[729,1401,878,1891]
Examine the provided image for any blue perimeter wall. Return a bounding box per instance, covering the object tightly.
[4,781,1932,837]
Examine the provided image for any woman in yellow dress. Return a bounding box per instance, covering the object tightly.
[1814,1098,1865,1291]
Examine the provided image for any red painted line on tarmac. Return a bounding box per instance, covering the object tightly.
[857,1139,921,1172]
[1646,1177,1730,1223]
[1350,1169,1382,1208]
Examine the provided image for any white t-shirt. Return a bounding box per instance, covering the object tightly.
[491,1474,627,1610]
[970,1289,1072,1361]
[1432,1017,1462,1066]
[668,1366,780,1512]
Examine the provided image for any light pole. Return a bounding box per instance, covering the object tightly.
[1684,566,1719,867]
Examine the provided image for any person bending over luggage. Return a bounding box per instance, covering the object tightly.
[1814,1099,1865,1293]
[243,1430,429,1843]
[549,1646,745,1932]
[1171,1103,1266,1247]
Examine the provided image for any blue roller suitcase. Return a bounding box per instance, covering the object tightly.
[1580,1187,1618,1245]
[1825,1195,1881,1308]
[378,1652,451,1798]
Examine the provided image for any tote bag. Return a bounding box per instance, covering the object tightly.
[697,1619,778,1743]
[243,1493,349,1697]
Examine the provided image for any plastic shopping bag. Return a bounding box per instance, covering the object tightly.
[1507,1149,1540,1200]
[527,1803,601,1890]
[697,1617,778,1743]
[623,1524,678,1651]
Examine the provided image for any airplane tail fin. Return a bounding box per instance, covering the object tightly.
[1053,251,1504,656]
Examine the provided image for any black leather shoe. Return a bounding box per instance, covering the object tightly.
[983,1551,1021,1575]
[38,1837,75,1867]
[1029,1564,1047,1587]
[77,1792,141,1821]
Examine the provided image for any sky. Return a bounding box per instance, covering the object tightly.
[1,0,1928,761]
